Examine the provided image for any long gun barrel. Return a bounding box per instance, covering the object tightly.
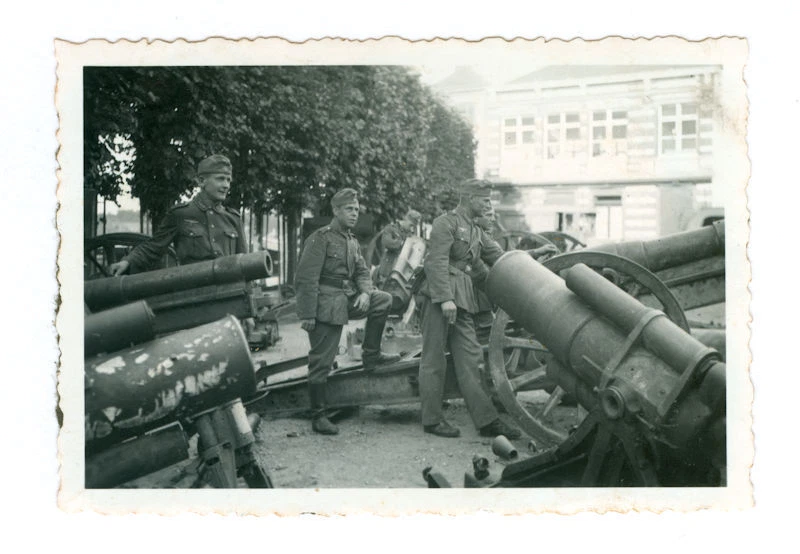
[84,252,272,312]
[587,220,724,273]
[585,220,725,311]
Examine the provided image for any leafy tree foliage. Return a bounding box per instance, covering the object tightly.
[84,66,475,226]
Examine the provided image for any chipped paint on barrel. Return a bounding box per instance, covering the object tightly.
[85,315,255,450]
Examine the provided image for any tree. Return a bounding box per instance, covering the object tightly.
[84,66,476,227]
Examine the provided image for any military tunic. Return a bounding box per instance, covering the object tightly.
[374,221,412,287]
[295,225,393,384]
[418,206,506,428]
[124,192,246,271]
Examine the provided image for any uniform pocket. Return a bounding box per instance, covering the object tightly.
[327,243,345,258]
[224,231,239,254]
[178,221,208,259]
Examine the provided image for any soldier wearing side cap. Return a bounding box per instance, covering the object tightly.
[373,209,423,289]
[417,179,555,439]
[295,188,401,435]
[110,154,246,275]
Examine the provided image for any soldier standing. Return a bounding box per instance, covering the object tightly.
[295,188,401,435]
[417,179,554,439]
[110,154,246,275]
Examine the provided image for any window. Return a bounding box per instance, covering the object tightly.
[545,112,584,159]
[591,110,628,157]
[557,212,597,240]
[660,103,699,154]
[502,115,536,148]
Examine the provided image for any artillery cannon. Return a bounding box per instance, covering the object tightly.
[84,252,282,347]
[84,312,272,488]
[431,250,725,487]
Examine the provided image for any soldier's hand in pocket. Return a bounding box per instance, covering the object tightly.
[440,300,457,325]
[353,292,371,312]
[300,319,316,332]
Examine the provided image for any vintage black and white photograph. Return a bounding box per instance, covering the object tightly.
[56,37,750,512]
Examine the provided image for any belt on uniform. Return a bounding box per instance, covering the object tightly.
[319,276,352,288]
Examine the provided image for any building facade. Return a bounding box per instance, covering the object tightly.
[433,65,725,245]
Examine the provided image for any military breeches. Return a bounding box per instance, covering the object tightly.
[306,322,344,385]
[350,290,392,358]
[306,289,393,383]
[418,296,498,428]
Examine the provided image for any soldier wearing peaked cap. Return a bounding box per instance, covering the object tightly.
[416,179,524,439]
[110,154,247,275]
[295,188,401,435]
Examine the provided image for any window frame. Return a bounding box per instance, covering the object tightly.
[658,102,700,155]
[502,115,537,149]
[545,111,584,160]
[590,109,629,158]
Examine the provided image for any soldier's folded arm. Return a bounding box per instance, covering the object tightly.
[295,233,326,321]
[124,210,181,270]
[424,216,456,304]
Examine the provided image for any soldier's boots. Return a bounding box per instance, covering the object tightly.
[424,420,461,438]
[309,383,339,435]
[362,351,402,370]
[479,418,522,439]
[312,415,339,435]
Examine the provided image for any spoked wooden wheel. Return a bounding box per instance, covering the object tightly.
[496,231,557,253]
[486,252,690,446]
[537,231,586,253]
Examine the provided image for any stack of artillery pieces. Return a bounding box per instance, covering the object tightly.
[84,253,275,488]
[427,220,727,487]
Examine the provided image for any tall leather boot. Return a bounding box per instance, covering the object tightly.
[309,382,338,435]
[362,312,401,370]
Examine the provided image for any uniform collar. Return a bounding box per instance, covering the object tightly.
[327,221,354,237]
[193,190,225,213]
[454,205,475,224]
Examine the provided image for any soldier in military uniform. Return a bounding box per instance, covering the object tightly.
[295,188,401,435]
[417,179,555,439]
[110,154,246,275]
[373,209,422,288]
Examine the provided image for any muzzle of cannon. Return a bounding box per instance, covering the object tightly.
[84,252,272,312]
[84,300,156,357]
[85,315,256,453]
[478,250,725,487]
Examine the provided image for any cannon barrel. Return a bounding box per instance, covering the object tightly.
[85,315,256,452]
[486,251,724,442]
[85,424,189,488]
[84,252,272,312]
[586,219,724,273]
[84,300,156,357]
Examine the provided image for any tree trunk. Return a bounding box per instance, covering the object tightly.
[285,207,299,286]
[84,188,98,239]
